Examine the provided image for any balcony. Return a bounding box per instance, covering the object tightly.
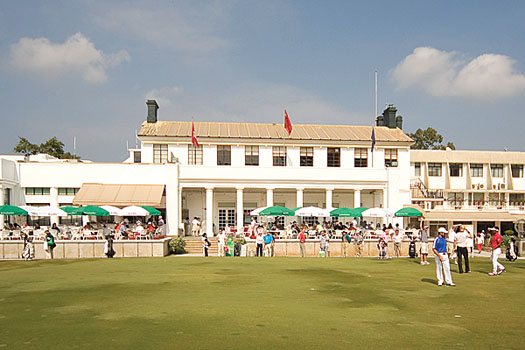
[410,177,444,199]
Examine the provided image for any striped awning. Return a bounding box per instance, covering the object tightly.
[73,183,164,207]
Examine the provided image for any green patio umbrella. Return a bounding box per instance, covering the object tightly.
[141,206,161,215]
[395,207,423,217]
[71,205,110,216]
[258,206,294,216]
[60,206,81,215]
[0,205,28,215]
[330,207,354,217]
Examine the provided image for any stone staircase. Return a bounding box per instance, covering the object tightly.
[184,237,218,255]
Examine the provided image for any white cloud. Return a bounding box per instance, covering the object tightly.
[92,1,232,54]
[9,33,130,83]
[144,82,368,125]
[391,46,525,99]
[144,86,184,107]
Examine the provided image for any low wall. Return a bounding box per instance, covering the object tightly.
[244,239,437,258]
[0,239,171,260]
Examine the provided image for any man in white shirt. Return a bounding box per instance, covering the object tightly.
[217,230,226,257]
[455,225,472,273]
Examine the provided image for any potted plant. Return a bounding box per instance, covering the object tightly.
[234,237,247,257]
[169,237,187,255]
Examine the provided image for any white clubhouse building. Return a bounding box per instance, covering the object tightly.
[1,100,525,236]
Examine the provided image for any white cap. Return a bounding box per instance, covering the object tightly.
[438,227,447,233]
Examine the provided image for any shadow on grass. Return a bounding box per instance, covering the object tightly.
[421,278,437,285]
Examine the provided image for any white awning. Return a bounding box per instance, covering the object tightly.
[423,211,516,222]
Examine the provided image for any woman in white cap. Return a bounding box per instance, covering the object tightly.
[432,227,455,286]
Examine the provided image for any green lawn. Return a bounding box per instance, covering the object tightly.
[0,256,524,349]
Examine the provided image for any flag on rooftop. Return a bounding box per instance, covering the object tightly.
[191,121,199,148]
[284,109,292,136]
[371,127,376,152]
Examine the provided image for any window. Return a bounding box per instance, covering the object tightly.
[414,163,421,176]
[245,146,259,166]
[25,187,50,195]
[447,192,464,206]
[428,163,442,177]
[273,146,287,166]
[217,145,231,165]
[300,147,313,167]
[511,164,523,178]
[4,188,10,205]
[188,144,203,165]
[491,164,503,178]
[354,148,368,167]
[470,164,483,177]
[58,188,79,196]
[153,144,168,164]
[218,209,235,230]
[384,149,398,167]
[327,148,340,167]
[133,151,141,163]
[449,163,463,177]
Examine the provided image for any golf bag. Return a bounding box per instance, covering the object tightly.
[408,240,417,258]
[506,238,518,262]
[21,241,35,260]
[104,236,116,258]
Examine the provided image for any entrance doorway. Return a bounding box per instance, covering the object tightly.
[218,209,235,231]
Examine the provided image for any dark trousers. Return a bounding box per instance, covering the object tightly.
[457,246,470,273]
[204,247,208,257]
[256,243,263,257]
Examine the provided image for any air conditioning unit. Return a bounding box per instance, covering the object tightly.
[499,183,506,190]
[472,184,477,189]
[493,184,498,190]
[479,184,484,189]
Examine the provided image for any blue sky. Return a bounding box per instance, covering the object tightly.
[1,0,525,161]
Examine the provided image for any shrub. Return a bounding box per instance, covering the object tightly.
[504,230,515,236]
[169,237,187,254]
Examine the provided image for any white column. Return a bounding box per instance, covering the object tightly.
[236,188,244,233]
[266,188,274,207]
[354,189,361,208]
[206,187,214,236]
[50,187,59,226]
[325,188,333,209]
[0,186,5,229]
[296,188,304,208]
[165,163,180,236]
[382,188,388,208]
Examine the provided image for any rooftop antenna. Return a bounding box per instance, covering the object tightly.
[135,129,138,149]
[126,140,129,151]
[374,71,378,120]
[73,136,76,157]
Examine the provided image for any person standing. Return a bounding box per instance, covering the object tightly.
[432,227,455,286]
[354,231,363,257]
[255,231,264,257]
[343,231,351,257]
[419,225,430,265]
[263,231,274,257]
[157,216,165,235]
[44,229,56,259]
[455,225,472,273]
[488,227,506,276]
[202,233,210,257]
[217,230,226,257]
[476,230,485,254]
[319,231,327,257]
[393,229,403,257]
[298,229,306,257]
[192,217,201,237]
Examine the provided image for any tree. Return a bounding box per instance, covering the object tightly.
[13,136,80,159]
[408,127,455,150]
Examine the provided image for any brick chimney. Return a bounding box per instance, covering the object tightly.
[146,100,159,123]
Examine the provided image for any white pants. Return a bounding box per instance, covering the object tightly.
[218,242,225,257]
[435,253,453,285]
[491,248,505,273]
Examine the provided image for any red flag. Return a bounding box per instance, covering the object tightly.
[191,121,199,148]
[284,109,292,136]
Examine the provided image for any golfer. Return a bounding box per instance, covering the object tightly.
[419,225,430,265]
[488,227,506,276]
[432,227,455,286]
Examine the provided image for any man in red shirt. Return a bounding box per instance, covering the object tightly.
[298,229,306,257]
[488,227,506,276]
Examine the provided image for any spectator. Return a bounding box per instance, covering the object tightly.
[217,230,227,257]
[476,230,485,254]
[343,231,351,257]
[298,229,306,257]
[354,231,363,257]
[393,229,403,257]
[419,225,430,265]
[202,233,210,257]
[255,231,264,257]
[44,229,56,259]
[263,231,274,257]
[455,225,472,273]
[319,231,328,257]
